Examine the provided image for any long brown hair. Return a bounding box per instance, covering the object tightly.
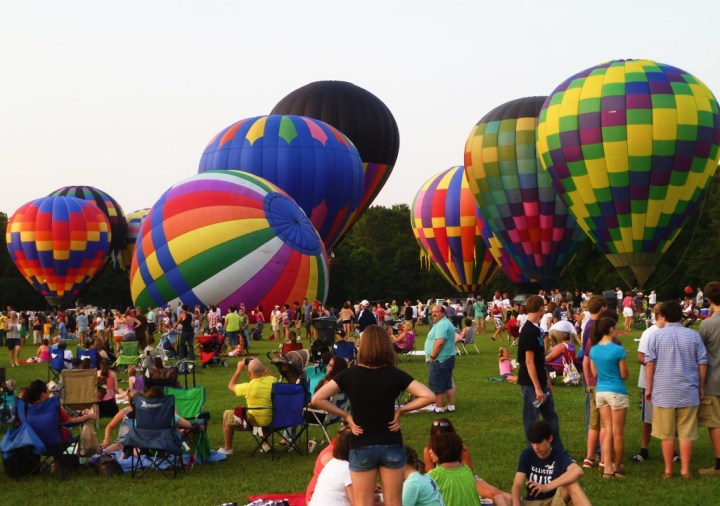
[357,324,397,367]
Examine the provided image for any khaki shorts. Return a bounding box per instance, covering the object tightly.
[587,386,600,430]
[521,489,566,506]
[652,405,699,441]
[222,409,259,429]
[698,394,720,428]
[596,391,630,410]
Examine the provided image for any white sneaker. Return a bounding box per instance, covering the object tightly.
[260,442,272,453]
[217,447,233,455]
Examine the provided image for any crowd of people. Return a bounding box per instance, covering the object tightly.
[1,281,718,505]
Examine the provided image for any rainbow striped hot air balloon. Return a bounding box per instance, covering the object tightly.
[465,96,586,289]
[411,166,499,293]
[6,196,111,306]
[120,208,150,270]
[130,170,328,313]
[198,114,364,250]
[537,60,720,287]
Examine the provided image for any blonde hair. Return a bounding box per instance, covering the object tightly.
[403,320,413,332]
[498,347,509,358]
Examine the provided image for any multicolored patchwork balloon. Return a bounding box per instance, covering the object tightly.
[271,81,400,234]
[479,224,529,285]
[6,196,111,306]
[120,208,150,270]
[198,114,364,250]
[465,96,586,289]
[49,185,127,269]
[130,170,329,313]
[411,166,499,293]
[537,60,720,286]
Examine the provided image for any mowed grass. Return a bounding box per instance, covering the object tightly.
[1,322,718,506]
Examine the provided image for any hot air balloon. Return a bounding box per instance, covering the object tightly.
[6,196,111,306]
[120,208,150,270]
[536,60,720,287]
[480,225,530,285]
[49,186,128,269]
[131,170,329,314]
[465,96,586,289]
[411,166,499,293]
[271,80,400,233]
[198,114,364,250]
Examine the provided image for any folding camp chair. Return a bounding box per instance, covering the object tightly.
[48,351,66,382]
[60,369,99,428]
[397,332,417,362]
[332,340,357,363]
[12,397,80,479]
[457,327,479,355]
[115,341,140,371]
[122,394,184,478]
[76,347,99,369]
[306,392,350,446]
[164,386,210,465]
[250,382,310,460]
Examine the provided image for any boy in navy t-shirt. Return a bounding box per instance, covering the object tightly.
[512,421,591,506]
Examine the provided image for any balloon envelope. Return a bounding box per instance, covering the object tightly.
[120,208,150,270]
[536,60,720,286]
[198,114,364,250]
[6,196,111,305]
[131,170,329,313]
[411,166,499,293]
[271,80,400,224]
[50,186,127,269]
[465,96,586,289]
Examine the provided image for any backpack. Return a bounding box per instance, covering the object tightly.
[94,454,123,477]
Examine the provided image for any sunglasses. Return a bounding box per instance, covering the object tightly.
[432,420,450,427]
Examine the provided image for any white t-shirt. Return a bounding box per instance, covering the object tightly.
[540,312,553,332]
[309,458,352,506]
[518,314,529,332]
[637,325,659,389]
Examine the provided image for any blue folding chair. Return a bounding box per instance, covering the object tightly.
[250,382,310,460]
[48,351,66,382]
[14,397,79,478]
[121,394,184,478]
[76,348,99,369]
[332,340,357,363]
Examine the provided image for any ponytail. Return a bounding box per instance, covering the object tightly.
[591,317,615,346]
[404,446,426,474]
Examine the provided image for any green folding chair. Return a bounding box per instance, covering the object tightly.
[115,341,140,371]
[164,386,210,464]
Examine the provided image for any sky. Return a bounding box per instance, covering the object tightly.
[1,0,719,219]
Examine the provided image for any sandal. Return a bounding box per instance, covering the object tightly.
[603,472,625,479]
[661,473,673,480]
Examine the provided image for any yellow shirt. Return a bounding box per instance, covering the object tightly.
[234,375,277,426]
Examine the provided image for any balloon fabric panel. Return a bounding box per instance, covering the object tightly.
[537,59,720,286]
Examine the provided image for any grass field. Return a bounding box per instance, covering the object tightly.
[1,323,718,505]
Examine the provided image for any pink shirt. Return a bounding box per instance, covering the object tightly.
[499,358,512,375]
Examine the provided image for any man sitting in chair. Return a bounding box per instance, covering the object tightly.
[218,358,277,455]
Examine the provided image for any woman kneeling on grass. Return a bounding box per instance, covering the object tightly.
[589,316,629,478]
[312,324,435,506]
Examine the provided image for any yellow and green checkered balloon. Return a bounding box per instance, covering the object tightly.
[537,60,720,287]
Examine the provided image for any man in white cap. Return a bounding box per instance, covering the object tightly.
[356,300,376,332]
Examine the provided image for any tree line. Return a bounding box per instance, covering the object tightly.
[1,173,718,310]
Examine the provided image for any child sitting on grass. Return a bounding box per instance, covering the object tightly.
[498,348,518,383]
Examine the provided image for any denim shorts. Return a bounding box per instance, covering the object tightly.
[348,444,406,472]
[428,356,455,393]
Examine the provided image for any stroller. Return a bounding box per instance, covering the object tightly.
[156,330,178,363]
[197,332,228,368]
[267,349,310,385]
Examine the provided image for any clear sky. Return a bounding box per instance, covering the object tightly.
[1,0,718,218]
